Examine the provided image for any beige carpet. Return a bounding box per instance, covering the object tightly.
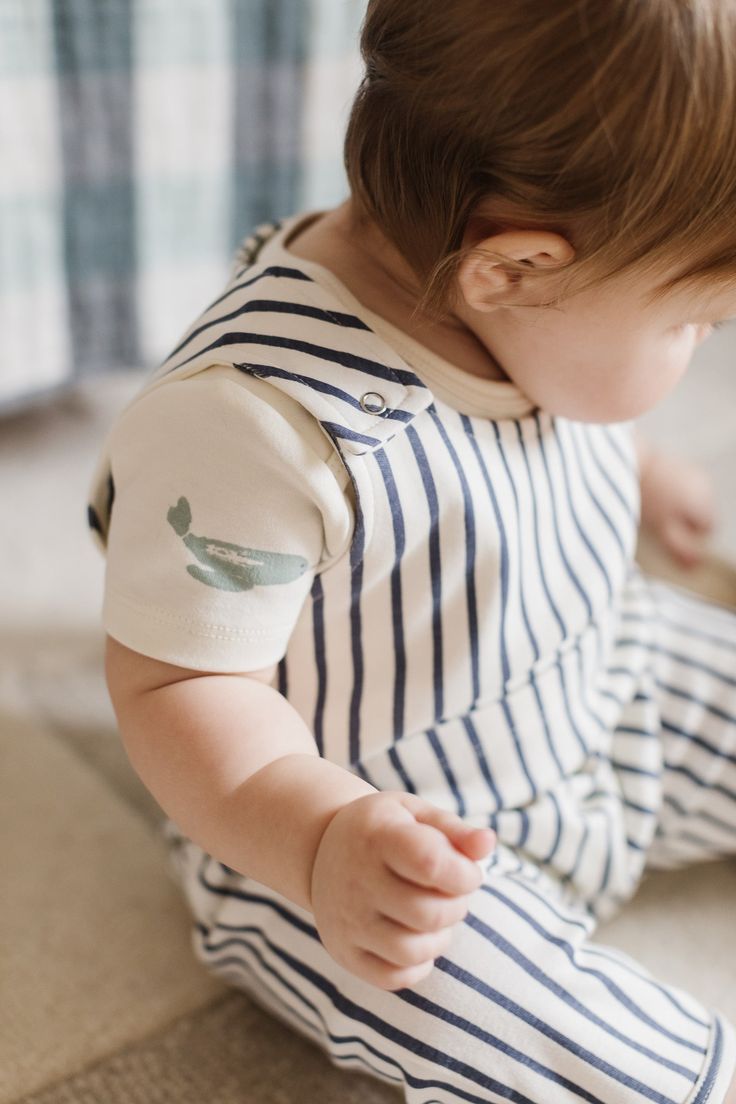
[1,709,224,1101]
[2,332,735,1103]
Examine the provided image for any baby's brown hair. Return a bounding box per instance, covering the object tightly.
[343,0,736,317]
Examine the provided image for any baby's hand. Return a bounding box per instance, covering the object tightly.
[309,791,496,991]
[639,447,717,569]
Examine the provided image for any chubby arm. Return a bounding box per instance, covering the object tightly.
[105,635,497,991]
[104,634,377,912]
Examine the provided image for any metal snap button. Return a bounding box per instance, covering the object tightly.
[359,391,388,415]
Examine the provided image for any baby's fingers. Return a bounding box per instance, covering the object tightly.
[385,819,484,895]
[393,792,496,859]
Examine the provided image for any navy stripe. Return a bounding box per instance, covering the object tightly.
[387,744,416,792]
[311,574,327,755]
[168,281,370,360]
[654,828,733,856]
[347,470,366,765]
[561,820,591,891]
[609,759,660,778]
[430,409,480,702]
[461,418,511,685]
[320,421,381,448]
[615,638,736,690]
[406,426,444,722]
[328,1053,403,1084]
[374,450,407,742]
[663,760,736,804]
[660,719,736,765]
[540,790,565,866]
[428,728,466,817]
[583,944,709,1028]
[461,715,505,809]
[517,807,531,848]
[651,609,736,654]
[505,866,594,934]
[620,796,658,817]
[166,328,428,390]
[492,424,540,662]
[656,680,736,726]
[662,793,736,836]
[595,808,615,898]
[235,361,413,422]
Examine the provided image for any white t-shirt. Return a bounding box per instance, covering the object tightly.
[88,210,537,673]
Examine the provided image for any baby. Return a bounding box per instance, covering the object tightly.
[89,1,736,1101]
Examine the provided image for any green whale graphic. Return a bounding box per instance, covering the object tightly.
[167,496,309,592]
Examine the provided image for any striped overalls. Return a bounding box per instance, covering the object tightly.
[129,216,735,1104]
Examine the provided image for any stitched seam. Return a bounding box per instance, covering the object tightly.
[107,587,290,639]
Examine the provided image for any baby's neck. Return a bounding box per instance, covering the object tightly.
[284,200,509,383]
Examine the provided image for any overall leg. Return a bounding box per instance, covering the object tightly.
[643,580,736,870]
[642,580,736,1104]
[169,831,736,1104]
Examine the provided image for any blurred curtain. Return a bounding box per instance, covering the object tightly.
[0,0,365,411]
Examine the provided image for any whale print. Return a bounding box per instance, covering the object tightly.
[167,496,309,592]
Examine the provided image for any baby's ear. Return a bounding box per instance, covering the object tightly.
[456,229,574,311]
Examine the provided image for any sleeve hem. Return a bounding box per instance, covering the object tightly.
[103,589,292,672]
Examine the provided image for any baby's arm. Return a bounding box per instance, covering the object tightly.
[634,432,716,567]
[105,634,495,990]
[105,633,377,911]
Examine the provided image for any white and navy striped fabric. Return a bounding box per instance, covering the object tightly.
[93,212,736,1102]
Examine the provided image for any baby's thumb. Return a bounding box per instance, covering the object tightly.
[409,800,496,861]
[452,825,497,861]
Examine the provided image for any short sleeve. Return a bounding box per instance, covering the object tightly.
[100,365,353,672]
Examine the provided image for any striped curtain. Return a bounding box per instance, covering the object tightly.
[0,0,365,412]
